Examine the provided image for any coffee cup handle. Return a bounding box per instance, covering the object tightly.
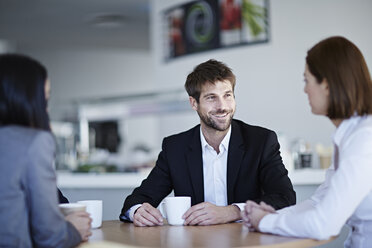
[158,201,167,219]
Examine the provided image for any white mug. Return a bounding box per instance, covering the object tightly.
[77,200,103,229]
[163,196,191,225]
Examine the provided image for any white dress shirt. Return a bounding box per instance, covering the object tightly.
[259,115,372,247]
[200,127,245,210]
[200,127,230,206]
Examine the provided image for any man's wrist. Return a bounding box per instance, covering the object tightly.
[227,204,241,222]
[128,204,142,221]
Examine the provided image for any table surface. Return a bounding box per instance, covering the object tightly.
[81,220,333,248]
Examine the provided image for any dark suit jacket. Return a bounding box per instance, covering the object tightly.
[120,119,295,220]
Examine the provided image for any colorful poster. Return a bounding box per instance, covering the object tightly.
[163,0,269,60]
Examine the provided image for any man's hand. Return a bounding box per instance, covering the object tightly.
[242,200,275,231]
[182,202,240,226]
[133,203,164,227]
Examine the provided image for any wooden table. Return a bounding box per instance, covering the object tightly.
[82,220,333,248]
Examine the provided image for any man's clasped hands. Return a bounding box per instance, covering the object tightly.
[133,200,277,230]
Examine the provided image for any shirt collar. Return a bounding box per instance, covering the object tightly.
[200,125,232,153]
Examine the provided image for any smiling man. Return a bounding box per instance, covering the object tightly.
[120,59,296,226]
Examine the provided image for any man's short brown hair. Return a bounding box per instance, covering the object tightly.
[306,36,372,119]
[185,59,236,102]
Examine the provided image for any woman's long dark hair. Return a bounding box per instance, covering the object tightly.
[0,53,50,131]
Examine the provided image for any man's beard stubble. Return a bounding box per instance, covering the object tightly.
[197,108,234,132]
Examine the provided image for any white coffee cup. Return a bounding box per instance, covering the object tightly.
[77,200,103,229]
[163,196,191,225]
[59,203,86,216]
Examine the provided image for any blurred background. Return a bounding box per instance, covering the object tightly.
[1,1,371,245]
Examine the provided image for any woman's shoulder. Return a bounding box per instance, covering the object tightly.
[0,125,54,148]
[0,126,55,181]
[343,115,372,149]
[359,114,372,127]
[353,115,372,135]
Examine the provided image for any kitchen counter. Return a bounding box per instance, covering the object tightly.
[57,168,326,188]
[288,168,326,185]
[57,170,151,189]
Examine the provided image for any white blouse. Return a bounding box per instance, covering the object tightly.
[259,115,372,246]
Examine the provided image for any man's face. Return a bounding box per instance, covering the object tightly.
[190,80,236,132]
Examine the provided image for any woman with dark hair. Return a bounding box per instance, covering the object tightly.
[0,54,91,247]
[242,36,372,247]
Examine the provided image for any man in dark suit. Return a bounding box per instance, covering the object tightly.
[120,59,295,226]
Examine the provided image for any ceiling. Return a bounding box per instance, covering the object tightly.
[0,0,150,50]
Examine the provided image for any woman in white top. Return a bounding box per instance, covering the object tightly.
[242,36,372,248]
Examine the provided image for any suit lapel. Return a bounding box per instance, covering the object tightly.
[186,127,204,204]
[227,121,245,204]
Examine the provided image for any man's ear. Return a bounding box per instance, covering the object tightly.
[189,96,198,111]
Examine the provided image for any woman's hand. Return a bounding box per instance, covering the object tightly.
[65,211,92,241]
[242,201,275,231]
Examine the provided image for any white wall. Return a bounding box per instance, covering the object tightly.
[0,39,14,53]
[17,47,161,157]
[0,40,7,53]
[18,47,156,121]
[152,0,372,147]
